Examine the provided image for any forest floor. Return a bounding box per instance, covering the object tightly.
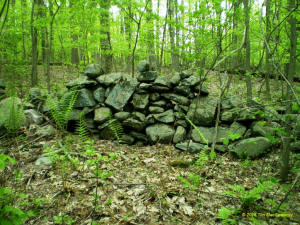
[1,133,299,225]
[1,66,300,225]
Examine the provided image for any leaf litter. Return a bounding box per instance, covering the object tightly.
[1,133,299,225]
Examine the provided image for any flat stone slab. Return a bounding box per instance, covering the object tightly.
[105,77,139,111]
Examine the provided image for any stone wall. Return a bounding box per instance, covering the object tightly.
[62,61,299,158]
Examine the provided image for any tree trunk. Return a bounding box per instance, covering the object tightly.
[99,0,113,73]
[21,0,27,61]
[146,0,155,68]
[265,0,271,100]
[31,0,38,87]
[243,0,252,104]
[281,0,297,182]
[168,0,179,72]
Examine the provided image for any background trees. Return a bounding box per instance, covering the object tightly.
[0,0,298,94]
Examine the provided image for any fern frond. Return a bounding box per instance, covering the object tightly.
[106,113,124,143]
[184,114,208,145]
[47,88,78,130]
[76,111,90,144]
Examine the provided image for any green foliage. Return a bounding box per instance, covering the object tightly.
[46,88,78,130]
[216,206,237,225]
[184,114,208,145]
[75,111,90,144]
[177,172,202,191]
[0,84,26,135]
[53,213,75,225]
[224,181,277,209]
[194,149,210,169]
[106,113,124,143]
[222,132,242,146]
[0,154,35,225]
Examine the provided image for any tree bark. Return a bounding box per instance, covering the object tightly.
[265,0,271,100]
[281,0,297,182]
[31,0,38,87]
[99,0,113,73]
[168,0,179,71]
[243,0,252,104]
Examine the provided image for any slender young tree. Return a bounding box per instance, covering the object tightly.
[281,0,298,182]
[30,0,38,87]
[243,0,252,104]
[99,0,113,73]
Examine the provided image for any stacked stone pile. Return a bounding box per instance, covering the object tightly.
[60,61,300,158]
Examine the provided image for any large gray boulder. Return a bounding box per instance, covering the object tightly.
[237,107,262,122]
[74,89,96,108]
[154,76,172,88]
[137,71,157,82]
[114,112,130,121]
[181,75,201,87]
[94,107,111,123]
[173,126,186,144]
[180,70,193,79]
[174,85,192,97]
[191,122,246,144]
[149,106,164,114]
[187,96,217,126]
[252,121,280,137]
[35,125,55,137]
[122,112,146,131]
[137,60,150,72]
[35,156,53,171]
[96,72,123,86]
[105,77,139,111]
[24,109,43,125]
[146,124,175,144]
[162,93,190,106]
[175,140,205,153]
[153,109,175,123]
[84,64,104,79]
[129,131,148,142]
[221,96,243,110]
[93,87,106,103]
[229,137,272,159]
[132,93,149,110]
[221,110,238,122]
[66,76,97,89]
[170,73,181,86]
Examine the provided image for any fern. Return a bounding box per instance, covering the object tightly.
[183,114,208,145]
[107,114,124,144]
[225,181,276,208]
[75,111,90,144]
[0,83,26,135]
[47,88,78,130]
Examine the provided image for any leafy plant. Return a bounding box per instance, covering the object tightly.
[216,206,237,225]
[106,113,124,143]
[53,213,75,225]
[178,172,202,191]
[223,132,242,146]
[75,111,90,145]
[0,154,35,225]
[0,96,26,135]
[46,88,78,130]
[224,181,277,209]
[184,114,208,145]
